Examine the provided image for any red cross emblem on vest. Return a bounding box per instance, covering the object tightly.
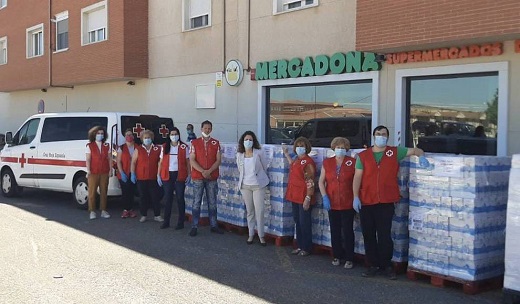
[133,123,145,138]
[159,124,169,138]
[345,160,353,166]
[386,150,394,157]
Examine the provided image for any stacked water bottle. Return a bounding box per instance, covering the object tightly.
[504,154,520,292]
[408,154,511,281]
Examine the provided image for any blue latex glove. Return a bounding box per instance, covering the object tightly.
[419,156,430,168]
[157,175,163,187]
[120,171,128,183]
[130,172,137,184]
[353,197,362,213]
[322,195,331,211]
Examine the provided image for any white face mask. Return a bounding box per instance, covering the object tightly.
[201,132,210,138]
[170,135,179,142]
[95,134,104,142]
[374,135,388,147]
[143,138,152,146]
[244,139,253,149]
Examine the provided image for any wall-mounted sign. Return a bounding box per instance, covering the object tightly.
[385,42,503,64]
[225,60,244,86]
[37,99,45,113]
[216,72,223,88]
[515,40,520,53]
[255,51,381,81]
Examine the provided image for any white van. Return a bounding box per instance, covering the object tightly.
[0,112,174,208]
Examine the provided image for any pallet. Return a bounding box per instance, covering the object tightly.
[503,288,520,304]
[217,221,248,235]
[263,233,294,246]
[407,267,503,295]
[185,214,210,226]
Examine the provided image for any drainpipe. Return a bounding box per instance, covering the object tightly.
[223,0,226,71]
[48,0,52,88]
[247,0,251,71]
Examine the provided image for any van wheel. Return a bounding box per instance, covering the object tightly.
[1,169,21,197]
[73,176,89,209]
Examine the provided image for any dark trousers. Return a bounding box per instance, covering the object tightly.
[360,203,395,269]
[119,178,137,211]
[137,180,161,217]
[328,209,356,261]
[292,203,313,252]
[163,171,186,226]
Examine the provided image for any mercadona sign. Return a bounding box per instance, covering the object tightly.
[254,51,381,81]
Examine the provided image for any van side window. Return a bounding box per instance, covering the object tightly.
[299,122,314,138]
[41,117,108,143]
[12,118,40,146]
[316,121,360,138]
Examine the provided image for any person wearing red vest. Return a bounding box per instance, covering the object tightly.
[117,129,138,219]
[283,137,316,257]
[85,126,112,220]
[158,127,191,230]
[130,130,164,223]
[353,125,430,280]
[188,120,224,236]
[318,137,356,269]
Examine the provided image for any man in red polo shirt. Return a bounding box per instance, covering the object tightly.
[353,125,429,280]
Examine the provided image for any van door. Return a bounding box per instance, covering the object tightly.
[120,115,174,146]
[3,118,41,187]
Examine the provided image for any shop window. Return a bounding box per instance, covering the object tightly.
[0,0,6,9]
[183,0,211,31]
[0,37,6,65]
[406,73,498,155]
[26,24,44,58]
[82,1,107,45]
[274,0,318,14]
[55,12,69,51]
[266,81,372,147]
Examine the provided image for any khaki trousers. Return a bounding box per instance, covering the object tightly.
[88,173,109,212]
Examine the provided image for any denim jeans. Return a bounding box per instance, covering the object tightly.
[163,171,186,226]
[292,202,313,253]
[192,179,218,228]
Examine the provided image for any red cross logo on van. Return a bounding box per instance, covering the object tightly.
[19,153,27,168]
[159,124,169,138]
[133,123,145,138]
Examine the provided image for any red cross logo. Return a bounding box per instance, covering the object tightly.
[133,123,145,138]
[159,124,169,138]
[19,153,27,168]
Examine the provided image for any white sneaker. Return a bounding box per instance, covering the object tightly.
[154,216,164,222]
[332,258,340,266]
[101,211,111,219]
[139,216,146,223]
[344,261,354,269]
[89,211,97,220]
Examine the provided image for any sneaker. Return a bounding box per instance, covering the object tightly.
[154,216,164,222]
[121,210,130,218]
[101,211,111,219]
[189,227,198,237]
[385,266,397,280]
[362,266,380,278]
[298,250,310,257]
[332,258,340,266]
[139,216,147,223]
[291,248,302,255]
[344,261,354,269]
[128,210,137,218]
[210,227,224,234]
[89,211,97,220]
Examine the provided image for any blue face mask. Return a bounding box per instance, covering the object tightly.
[374,135,388,147]
[334,148,347,156]
[244,139,253,149]
[295,147,306,156]
[95,134,103,142]
[143,138,152,146]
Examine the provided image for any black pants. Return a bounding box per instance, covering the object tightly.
[360,203,395,269]
[328,209,356,261]
[137,180,161,217]
[119,178,137,211]
[163,171,186,226]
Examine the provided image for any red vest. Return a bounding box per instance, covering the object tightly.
[160,143,189,182]
[135,144,162,181]
[358,146,400,205]
[88,142,110,174]
[323,156,356,210]
[117,144,133,179]
[190,137,220,180]
[285,155,316,205]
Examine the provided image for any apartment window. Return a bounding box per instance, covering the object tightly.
[81,1,107,45]
[0,37,6,65]
[55,12,69,51]
[0,0,6,9]
[274,0,318,14]
[183,0,211,31]
[26,24,44,58]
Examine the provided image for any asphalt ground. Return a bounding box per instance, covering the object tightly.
[0,188,504,304]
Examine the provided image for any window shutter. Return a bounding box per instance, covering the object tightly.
[189,0,210,18]
[88,8,106,31]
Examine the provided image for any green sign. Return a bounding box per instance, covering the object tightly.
[255,51,381,81]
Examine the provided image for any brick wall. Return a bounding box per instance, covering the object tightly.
[356,0,520,52]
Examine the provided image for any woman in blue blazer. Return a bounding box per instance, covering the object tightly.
[236,131,270,246]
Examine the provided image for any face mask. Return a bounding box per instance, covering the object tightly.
[374,135,388,147]
[170,135,179,142]
[95,134,103,142]
[334,148,347,156]
[244,140,253,149]
[295,147,306,156]
[187,129,193,134]
[143,138,152,146]
[125,135,134,142]
[201,132,210,138]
